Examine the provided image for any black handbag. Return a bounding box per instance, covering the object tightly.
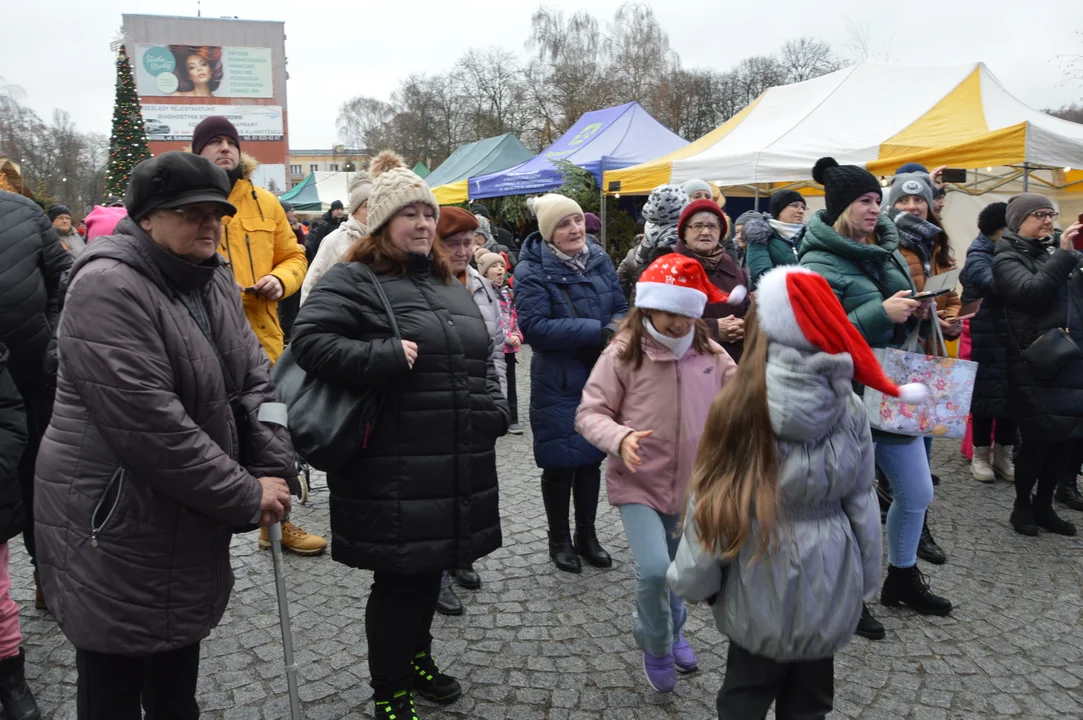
[1005,279,1082,381]
[272,264,400,471]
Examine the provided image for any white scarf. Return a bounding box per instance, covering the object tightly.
[768,218,803,242]
[644,318,694,359]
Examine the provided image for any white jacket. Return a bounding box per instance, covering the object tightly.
[300,215,365,305]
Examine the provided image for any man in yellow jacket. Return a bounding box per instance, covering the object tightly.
[193,116,327,557]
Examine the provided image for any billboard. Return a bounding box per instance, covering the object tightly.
[141,104,283,141]
[134,44,273,98]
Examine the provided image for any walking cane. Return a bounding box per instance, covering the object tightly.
[269,522,303,720]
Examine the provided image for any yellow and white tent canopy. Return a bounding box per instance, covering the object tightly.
[604,62,1083,195]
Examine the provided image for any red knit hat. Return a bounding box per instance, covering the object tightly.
[678,199,729,240]
[756,266,927,403]
[636,253,746,318]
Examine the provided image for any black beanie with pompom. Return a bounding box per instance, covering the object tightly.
[812,157,882,226]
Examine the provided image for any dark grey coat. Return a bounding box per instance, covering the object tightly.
[35,218,297,654]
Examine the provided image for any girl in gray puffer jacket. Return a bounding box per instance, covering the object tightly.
[669,266,926,720]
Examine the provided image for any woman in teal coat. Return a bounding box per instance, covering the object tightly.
[799,157,953,639]
[743,190,805,289]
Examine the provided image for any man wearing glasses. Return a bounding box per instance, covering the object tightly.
[192,116,327,557]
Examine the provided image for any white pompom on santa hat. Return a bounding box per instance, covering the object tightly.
[755,266,928,403]
[636,253,746,318]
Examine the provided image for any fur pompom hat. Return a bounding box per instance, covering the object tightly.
[364,151,440,234]
[812,157,882,226]
[755,266,927,403]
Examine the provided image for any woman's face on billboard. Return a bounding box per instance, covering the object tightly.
[186,54,211,84]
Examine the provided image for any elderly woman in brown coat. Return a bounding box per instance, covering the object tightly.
[34,152,297,719]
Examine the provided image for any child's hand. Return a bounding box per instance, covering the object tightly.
[619,430,653,473]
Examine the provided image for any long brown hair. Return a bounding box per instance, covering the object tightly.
[344,224,453,282]
[617,307,720,370]
[682,303,779,560]
[928,213,955,268]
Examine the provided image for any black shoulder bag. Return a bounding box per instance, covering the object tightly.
[1004,275,1081,381]
[272,264,400,471]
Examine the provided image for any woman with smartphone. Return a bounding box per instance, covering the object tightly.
[800,158,953,641]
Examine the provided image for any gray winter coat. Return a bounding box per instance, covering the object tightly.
[35,218,297,655]
[667,345,881,662]
[466,266,507,398]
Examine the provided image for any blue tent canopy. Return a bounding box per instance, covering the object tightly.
[468,102,687,199]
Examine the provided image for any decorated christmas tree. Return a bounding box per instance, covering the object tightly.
[104,45,152,198]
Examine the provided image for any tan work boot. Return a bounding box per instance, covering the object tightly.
[259,521,328,556]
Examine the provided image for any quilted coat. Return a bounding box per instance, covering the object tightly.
[993,232,1083,440]
[290,254,509,574]
[960,233,1011,418]
[513,233,628,469]
[35,218,298,654]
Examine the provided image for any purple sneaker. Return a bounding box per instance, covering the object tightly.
[642,650,677,693]
[672,637,698,673]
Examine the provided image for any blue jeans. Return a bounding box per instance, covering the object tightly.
[618,504,687,657]
[875,435,934,569]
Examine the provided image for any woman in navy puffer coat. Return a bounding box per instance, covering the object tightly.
[514,194,628,573]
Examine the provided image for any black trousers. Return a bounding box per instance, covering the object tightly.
[278,292,301,344]
[1015,429,1076,510]
[504,352,519,423]
[9,359,54,566]
[971,416,1017,447]
[366,571,443,697]
[717,643,833,720]
[76,643,201,720]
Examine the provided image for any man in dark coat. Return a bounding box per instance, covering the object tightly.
[304,200,346,264]
[0,189,72,611]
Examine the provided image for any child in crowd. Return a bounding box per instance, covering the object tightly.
[576,254,742,693]
[479,252,524,435]
[668,266,918,720]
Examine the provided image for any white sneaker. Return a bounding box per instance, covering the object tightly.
[993,444,1016,483]
[971,447,995,483]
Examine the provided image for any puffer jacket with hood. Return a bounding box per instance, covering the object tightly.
[34,218,298,655]
[304,209,345,264]
[959,233,1011,418]
[742,215,800,289]
[465,265,507,397]
[218,154,308,363]
[301,214,364,305]
[667,344,881,662]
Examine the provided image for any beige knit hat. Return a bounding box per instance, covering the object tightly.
[348,175,373,214]
[363,151,440,233]
[477,252,506,278]
[534,193,583,241]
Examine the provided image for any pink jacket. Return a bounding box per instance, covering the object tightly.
[576,330,737,514]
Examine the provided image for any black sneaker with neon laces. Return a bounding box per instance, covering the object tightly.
[412,650,462,704]
[374,689,418,720]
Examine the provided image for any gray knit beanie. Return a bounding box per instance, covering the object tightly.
[886,172,936,211]
[1005,192,1055,234]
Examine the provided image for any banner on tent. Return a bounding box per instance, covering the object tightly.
[134,44,274,98]
[141,104,284,141]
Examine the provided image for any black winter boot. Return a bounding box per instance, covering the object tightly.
[916,513,946,565]
[880,565,953,616]
[453,564,481,590]
[373,689,418,720]
[412,648,462,704]
[1055,475,1083,511]
[855,603,884,640]
[0,649,41,720]
[435,581,463,616]
[1010,501,1039,536]
[1033,505,1076,536]
[540,471,580,573]
[572,467,612,569]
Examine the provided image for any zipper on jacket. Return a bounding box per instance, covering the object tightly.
[91,468,126,548]
[252,189,264,220]
[672,363,683,507]
[222,225,235,271]
[245,234,257,286]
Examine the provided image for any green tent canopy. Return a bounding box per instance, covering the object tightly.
[412,161,431,178]
[427,133,533,203]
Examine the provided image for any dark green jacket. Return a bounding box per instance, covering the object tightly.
[744,218,800,289]
[798,211,916,349]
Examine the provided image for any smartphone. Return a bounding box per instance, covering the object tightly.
[911,289,952,300]
[940,168,967,183]
[957,299,982,320]
[243,286,259,295]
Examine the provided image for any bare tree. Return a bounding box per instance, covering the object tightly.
[780,37,846,82]
[335,96,393,149]
[842,18,898,63]
[605,3,674,104]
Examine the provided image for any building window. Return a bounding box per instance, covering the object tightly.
[290,164,302,175]
[329,164,339,172]
[310,164,319,172]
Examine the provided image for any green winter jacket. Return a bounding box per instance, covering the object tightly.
[798,211,916,349]
[744,218,800,289]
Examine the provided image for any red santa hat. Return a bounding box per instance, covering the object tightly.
[636,253,746,318]
[755,266,927,404]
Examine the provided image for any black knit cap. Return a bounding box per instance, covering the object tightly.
[124,151,236,221]
[812,157,882,226]
[47,204,72,221]
[769,190,805,219]
[191,115,240,156]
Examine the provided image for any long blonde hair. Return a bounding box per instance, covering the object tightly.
[683,303,779,560]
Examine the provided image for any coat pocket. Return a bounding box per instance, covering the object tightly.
[90,467,126,548]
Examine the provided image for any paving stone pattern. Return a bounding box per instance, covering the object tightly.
[16,347,1083,719]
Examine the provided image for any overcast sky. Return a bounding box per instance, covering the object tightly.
[3,0,1081,148]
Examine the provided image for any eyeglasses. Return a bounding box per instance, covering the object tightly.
[689,222,722,233]
[1031,210,1059,221]
[165,206,227,224]
[788,202,807,211]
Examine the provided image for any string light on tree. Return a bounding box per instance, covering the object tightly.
[104,45,152,198]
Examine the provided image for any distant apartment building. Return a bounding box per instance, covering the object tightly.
[289,146,369,187]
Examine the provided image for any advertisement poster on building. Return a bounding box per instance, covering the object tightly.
[134,44,273,98]
[141,104,284,141]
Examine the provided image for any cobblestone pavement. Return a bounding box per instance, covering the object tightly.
[16,347,1083,719]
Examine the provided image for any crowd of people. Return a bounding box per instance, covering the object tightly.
[0,106,1080,720]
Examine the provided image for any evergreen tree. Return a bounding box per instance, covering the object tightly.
[104,45,151,198]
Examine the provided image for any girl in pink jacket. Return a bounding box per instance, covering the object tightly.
[576,253,743,693]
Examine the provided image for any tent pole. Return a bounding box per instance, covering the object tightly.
[753,184,760,212]
[600,186,607,254]
[1022,162,1030,191]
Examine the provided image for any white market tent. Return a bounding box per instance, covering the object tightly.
[279,170,367,213]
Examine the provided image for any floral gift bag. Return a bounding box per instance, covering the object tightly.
[863,317,977,438]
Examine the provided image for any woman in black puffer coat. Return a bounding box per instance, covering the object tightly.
[993,193,1083,537]
[959,202,1015,483]
[291,153,508,718]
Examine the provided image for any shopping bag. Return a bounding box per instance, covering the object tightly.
[863,317,977,438]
